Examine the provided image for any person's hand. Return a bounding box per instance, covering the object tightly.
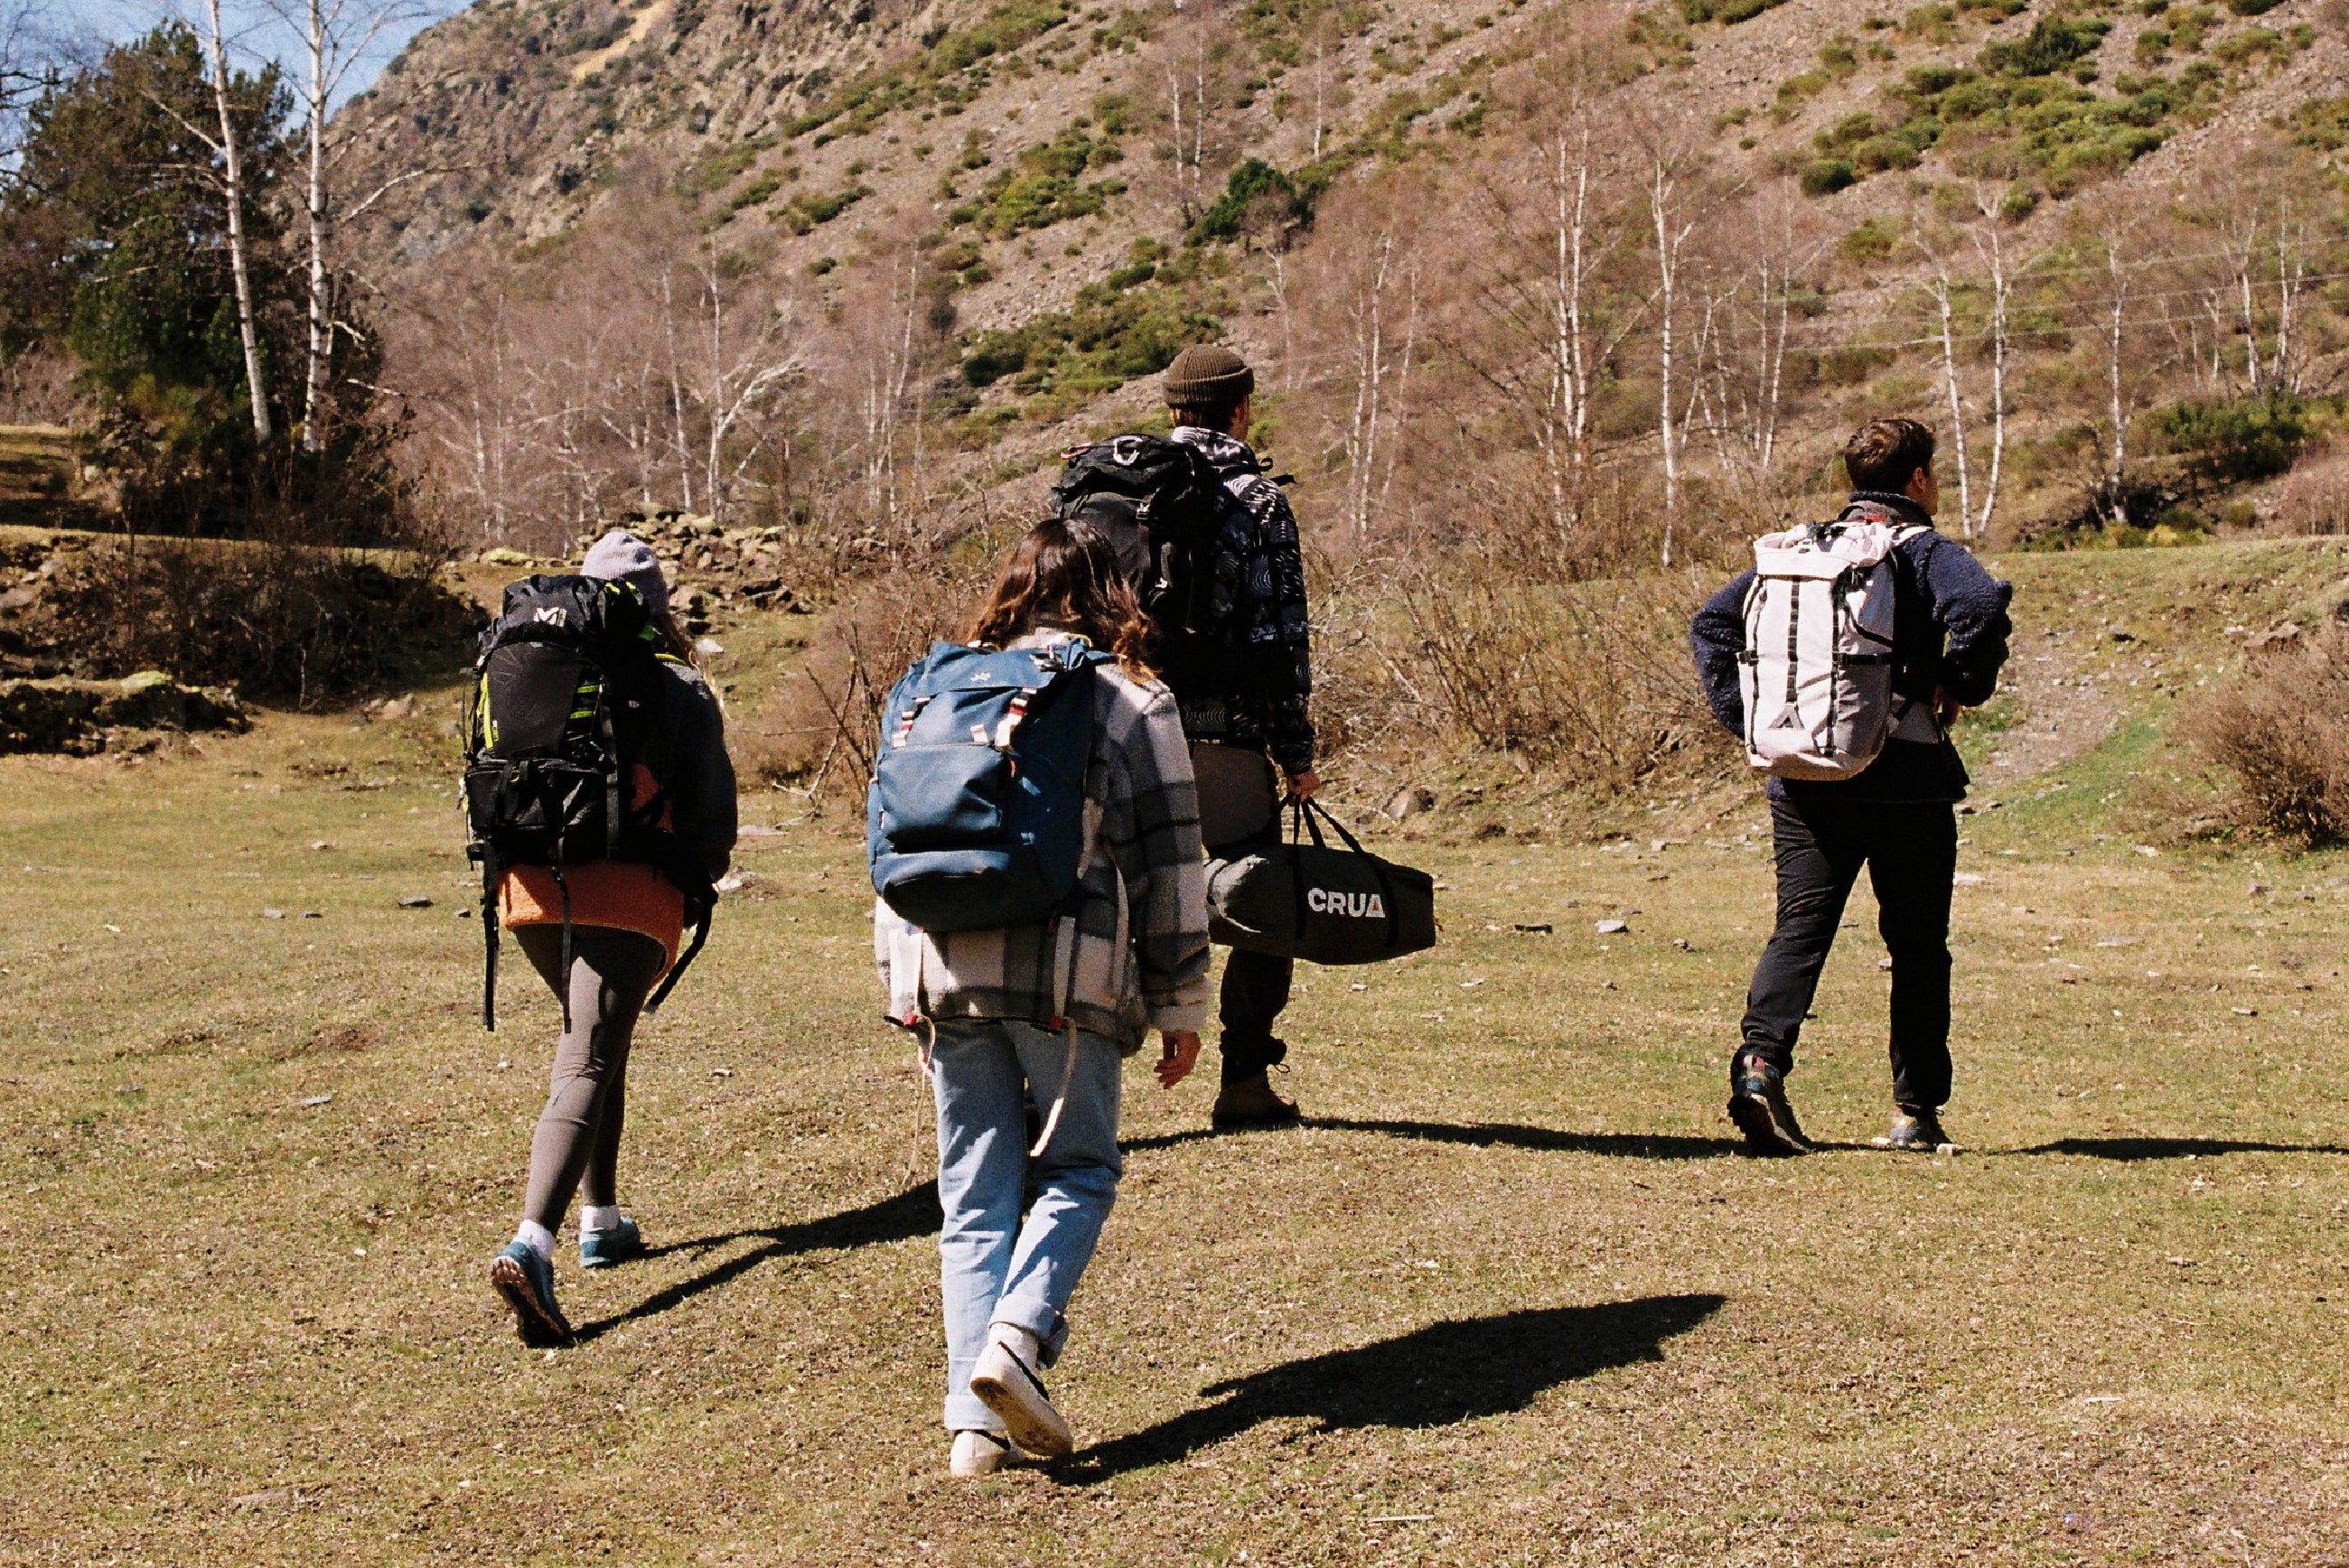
[1156,1030,1201,1087]
[1933,686,1961,728]
[1285,770,1321,801]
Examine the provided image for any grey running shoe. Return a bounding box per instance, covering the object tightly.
[489,1241,573,1347]
[578,1215,642,1270]
[1727,1053,1811,1155]
[1877,1109,1954,1152]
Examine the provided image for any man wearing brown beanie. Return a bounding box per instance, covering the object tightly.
[1156,343,1319,1130]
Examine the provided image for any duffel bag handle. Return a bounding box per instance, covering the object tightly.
[1302,798,1371,857]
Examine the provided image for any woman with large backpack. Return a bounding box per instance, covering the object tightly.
[482,530,737,1345]
[872,518,1209,1475]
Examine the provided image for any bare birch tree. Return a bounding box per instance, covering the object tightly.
[1339,229,1419,544]
[261,0,442,452]
[1633,108,1723,567]
[198,0,271,443]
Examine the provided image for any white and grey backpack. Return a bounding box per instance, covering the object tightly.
[1737,518,1936,780]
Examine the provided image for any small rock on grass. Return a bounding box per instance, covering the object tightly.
[1596,919,1629,935]
[262,909,286,919]
[398,895,434,909]
[1513,921,1552,933]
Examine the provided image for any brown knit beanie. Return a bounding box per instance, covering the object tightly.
[1163,344,1255,411]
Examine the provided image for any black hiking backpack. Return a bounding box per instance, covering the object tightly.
[1049,434,1234,688]
[462,574,715,1030]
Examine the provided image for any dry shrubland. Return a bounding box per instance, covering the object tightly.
[5,535,479,706]
[2185,627,2349,844]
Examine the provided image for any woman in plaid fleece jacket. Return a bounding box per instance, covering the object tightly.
[875,518,1210,1477]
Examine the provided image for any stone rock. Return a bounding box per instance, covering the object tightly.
[1596,919,1629,935]
[1385,787,1436,821]
[478,546,535,566]
[398,895,435,909]
[2244,621,2304,656]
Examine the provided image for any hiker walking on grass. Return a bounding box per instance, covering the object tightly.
[1690,418,2013,1155]
[871,518,1209,1475]
[1052,343,1316,1131]
[472,531,737,1343]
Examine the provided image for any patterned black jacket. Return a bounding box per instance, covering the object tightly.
[1166,426,1316,776]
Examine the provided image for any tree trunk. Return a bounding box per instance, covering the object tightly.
[1932,269,1973,540]
[302,0,329,453]
[205,0,273,445]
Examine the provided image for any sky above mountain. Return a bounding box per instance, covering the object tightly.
[66,0,449,108]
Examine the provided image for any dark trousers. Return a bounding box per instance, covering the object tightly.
[1194,742,1293,1086]
[1738,797,1958,1111]
[1213,822,1293,1087]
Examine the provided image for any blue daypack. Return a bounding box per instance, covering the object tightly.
[868,639,1109,933]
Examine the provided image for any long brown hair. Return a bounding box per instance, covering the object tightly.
[967,517,1154,677]
[649,608,697,667]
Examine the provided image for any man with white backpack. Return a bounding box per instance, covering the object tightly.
[1691,418,2013,1155]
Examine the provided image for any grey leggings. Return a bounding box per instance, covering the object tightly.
[514,925,668,1232]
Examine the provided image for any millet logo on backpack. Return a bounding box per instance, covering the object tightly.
[534,607,569,626]
[1306,886,1386,919]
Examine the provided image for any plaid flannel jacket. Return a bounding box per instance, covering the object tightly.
[874,632,1211,1052]
[1166,426,1317,777]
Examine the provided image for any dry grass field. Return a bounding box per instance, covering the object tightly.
[5,543,2349,1564]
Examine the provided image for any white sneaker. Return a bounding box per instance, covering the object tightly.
[969,1325,1074,1458]
[949,1429,1010,1478]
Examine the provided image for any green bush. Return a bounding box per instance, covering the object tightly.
[949,123,1122,237]
[1800,158,1858,196]
[778,183,869,234]
[959,278,1217,396]
[2157,396,2309,486]
[1189,158,1314,245]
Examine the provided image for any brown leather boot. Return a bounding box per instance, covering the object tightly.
[1211,1070,1302,1131]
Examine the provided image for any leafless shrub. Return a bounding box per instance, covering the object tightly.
[738,563,975,800]
[2183,629,2349,844]
[1369,565,1724,790]
[23,536,478,705]
[2268,445,2349,537]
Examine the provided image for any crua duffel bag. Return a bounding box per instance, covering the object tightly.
[1206,799,1437,965]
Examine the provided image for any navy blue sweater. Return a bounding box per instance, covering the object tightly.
[1689,494,2015,803]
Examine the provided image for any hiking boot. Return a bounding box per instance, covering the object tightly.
[1876,1109,1956,1153]
[1211,1069,1301,1131]
[578,1215,643,1270]
[489,1241,573,1348]
[969,1325,1074,1458]
[949,1430,1013,1479]
[1727,1053,1811,1156]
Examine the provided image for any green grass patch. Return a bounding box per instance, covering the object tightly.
[781,1,1073,144]
[947,123,1124,238]
[959,272,1218,400]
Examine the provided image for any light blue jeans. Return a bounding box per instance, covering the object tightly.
[931,1019,1124,1435]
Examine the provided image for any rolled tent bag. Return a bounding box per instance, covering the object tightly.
[1206,799,1437,965]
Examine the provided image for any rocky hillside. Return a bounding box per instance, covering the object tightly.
[346,0,2349,546]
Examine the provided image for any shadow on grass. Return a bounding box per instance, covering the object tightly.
[2007,1136,2349,1162]
[1306,1116,1745,1161]
[576,1131,1224,1341]
[576,1181,944,1341]
[1061,1293,1727,1482]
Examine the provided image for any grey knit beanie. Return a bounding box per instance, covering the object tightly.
[580,529,669,615]
[1163,344,1254,409]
